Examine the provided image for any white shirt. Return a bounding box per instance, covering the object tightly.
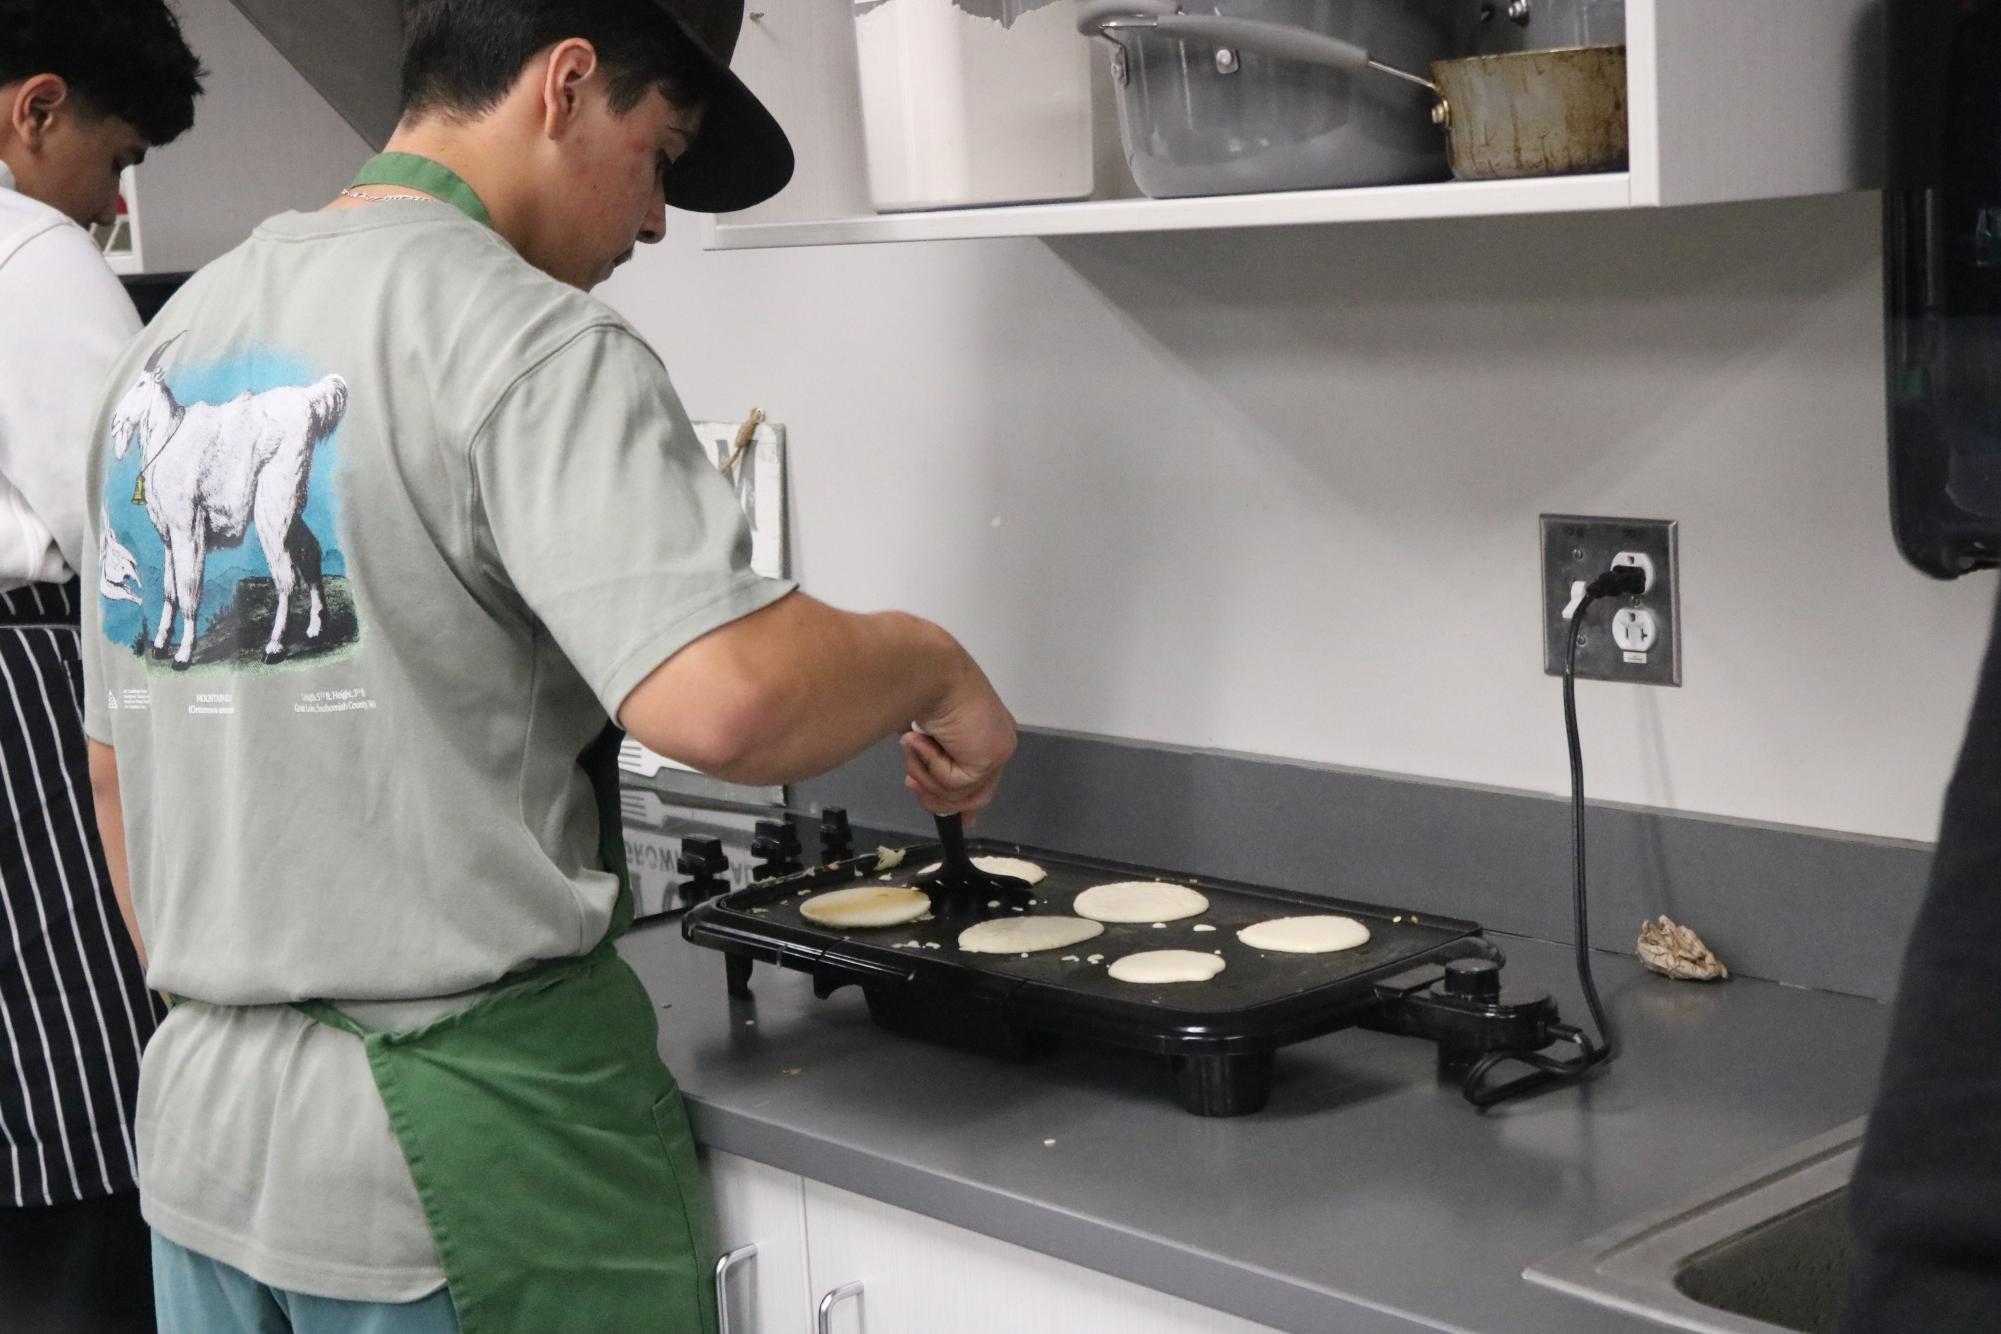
[0,159,140,592]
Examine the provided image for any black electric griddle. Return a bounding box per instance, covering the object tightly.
[683,836,1590,1115]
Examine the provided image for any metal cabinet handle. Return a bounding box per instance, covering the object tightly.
[815,1279,864,1334]
[713,1244,756,1334]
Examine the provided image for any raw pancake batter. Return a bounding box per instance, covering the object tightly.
[800,885,931,928]
[916,855,1047,885]
[1106,951,1227,984]
[1238,916,1372,954]
[957,917,1103,954]
[1072,881,1208,923]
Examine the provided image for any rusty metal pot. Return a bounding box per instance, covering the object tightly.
[1078,5,1628,185]
[1430,45,1626,179]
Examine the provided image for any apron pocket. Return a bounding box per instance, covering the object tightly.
[652,1086,720,1334]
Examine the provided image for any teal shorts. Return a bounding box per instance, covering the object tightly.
[152,1233,459,1334]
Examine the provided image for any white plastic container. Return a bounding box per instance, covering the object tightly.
[852,0,1094,212]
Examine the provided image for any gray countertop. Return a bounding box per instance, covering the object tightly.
[619,916,1890,1334]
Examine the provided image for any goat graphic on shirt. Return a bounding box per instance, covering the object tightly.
[99,335,358,672]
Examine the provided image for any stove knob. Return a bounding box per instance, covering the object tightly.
[676,836,731,907]
[675,836,729,882]
[819,807,854,861]
[1443,957,1503,1001]
[752,819,802,860]
[752,819,803,877]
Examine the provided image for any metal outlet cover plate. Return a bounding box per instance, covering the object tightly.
[1541,515,1681,687]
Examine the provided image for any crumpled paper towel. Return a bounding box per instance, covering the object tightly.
[1637,915,1729,981]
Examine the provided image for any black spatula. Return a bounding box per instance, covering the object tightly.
[917,813,1032,913]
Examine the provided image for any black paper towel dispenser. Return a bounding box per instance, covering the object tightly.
[1885,0,2001,579]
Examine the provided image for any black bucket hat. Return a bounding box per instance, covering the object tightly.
[648,0,793,213]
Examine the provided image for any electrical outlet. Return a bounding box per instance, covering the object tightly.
[1540,515,1680,686]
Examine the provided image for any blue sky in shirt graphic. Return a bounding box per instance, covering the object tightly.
[99,345,357,669]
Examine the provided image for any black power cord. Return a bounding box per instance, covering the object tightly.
[1461,564,1644,1107]
[1558,565,1645,1064]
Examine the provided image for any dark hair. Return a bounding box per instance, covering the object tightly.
[400,0,718,121]
[0,0,204,146]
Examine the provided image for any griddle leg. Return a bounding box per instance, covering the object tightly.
[1172,1051,1275,1117]
[725,951,754,998]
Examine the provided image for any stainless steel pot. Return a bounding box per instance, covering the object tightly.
[1077,0,1461,198]
[1080,4,1627,185]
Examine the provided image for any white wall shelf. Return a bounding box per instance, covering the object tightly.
[708,172,1634,250]
[705,0,1881,252]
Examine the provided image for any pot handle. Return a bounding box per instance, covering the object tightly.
[1076,5,1435,92]
[1075,0,1178,32]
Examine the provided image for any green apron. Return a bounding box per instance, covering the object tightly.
[299,156,718,1334]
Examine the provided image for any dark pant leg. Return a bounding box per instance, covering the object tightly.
[1843,587,2001,1331]
[0,1191,156,1333]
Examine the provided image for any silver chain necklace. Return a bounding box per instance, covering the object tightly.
[339,186,433,205]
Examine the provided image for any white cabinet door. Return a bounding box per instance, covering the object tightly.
[704,1149,811,1334]
[802,1180,1282,1334]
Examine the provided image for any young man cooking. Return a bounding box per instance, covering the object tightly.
[0,3,203,1331]
[80,1,1016,1330]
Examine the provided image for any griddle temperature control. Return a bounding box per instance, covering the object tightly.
[1364,956,1586,1107]
[1443,957,1503,1001]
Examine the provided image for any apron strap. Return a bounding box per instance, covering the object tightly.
[581,723,636,940]
[295,945,610,1037]
[295,999,366,1037]
[348,152,494,229]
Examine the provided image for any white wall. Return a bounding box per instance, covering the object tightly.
[134,0,369,272]
[604,194,1994,844]
[157,0,1991,844]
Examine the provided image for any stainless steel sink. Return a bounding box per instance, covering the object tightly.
[1526,1119,1864,1334]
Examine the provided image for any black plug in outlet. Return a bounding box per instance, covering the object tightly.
[1539,515,1681,687]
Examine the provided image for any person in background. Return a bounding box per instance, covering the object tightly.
[1841,584,2001,1332]
[81,1,1014,1331]
[0,2,204,1332]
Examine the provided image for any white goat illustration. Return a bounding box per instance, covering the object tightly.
[97,506,142,605]
[107,335,348,668]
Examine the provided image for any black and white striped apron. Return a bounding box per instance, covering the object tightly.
[0,579,157,1207]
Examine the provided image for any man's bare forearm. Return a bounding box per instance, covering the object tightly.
[618,591,976,787]
[86,740,146,970]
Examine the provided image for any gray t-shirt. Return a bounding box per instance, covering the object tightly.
[82,201,793,1299]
